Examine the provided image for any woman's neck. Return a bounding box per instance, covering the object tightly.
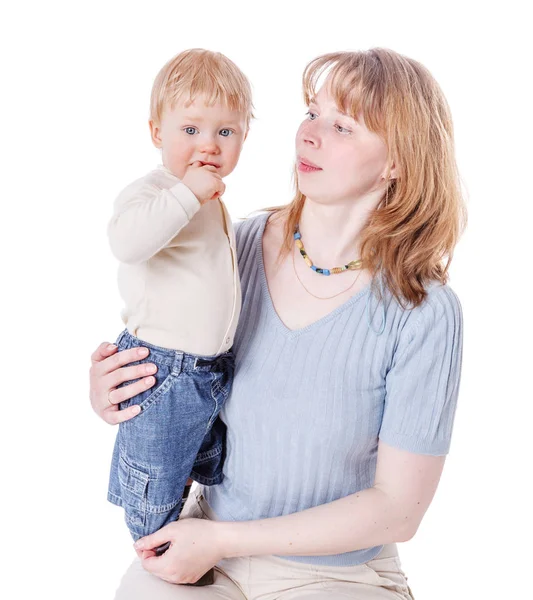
[298,198,376,267]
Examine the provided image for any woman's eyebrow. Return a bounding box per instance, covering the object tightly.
[308,97,351,117]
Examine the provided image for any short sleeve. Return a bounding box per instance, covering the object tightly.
[233,212,269,262]
[379,284,464,456]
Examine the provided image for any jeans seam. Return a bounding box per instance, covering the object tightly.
[207,371,219,431]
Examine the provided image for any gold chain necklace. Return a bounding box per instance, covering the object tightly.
[292,245,364,300]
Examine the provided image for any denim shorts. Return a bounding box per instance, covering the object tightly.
[107,329,234,541]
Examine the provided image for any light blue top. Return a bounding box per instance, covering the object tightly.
[204,212,464,566]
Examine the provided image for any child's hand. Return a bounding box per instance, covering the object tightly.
[182,162,226,205]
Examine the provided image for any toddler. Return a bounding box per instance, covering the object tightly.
[106,48,252,585]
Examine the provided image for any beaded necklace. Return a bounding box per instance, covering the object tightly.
[292,224,365,300]
[292,249,364,300]
[293,225,363,275]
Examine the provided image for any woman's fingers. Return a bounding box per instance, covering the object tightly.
[103,372,156,424]
[107,371,156,405]
[103,403,142,425]
[89,341,156,424]
[90,342,118,365]
[98,346,150,376]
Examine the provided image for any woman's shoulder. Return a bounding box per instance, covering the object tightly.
[413,281,462,320]
[389,280,463,341]
[232,211,271,253]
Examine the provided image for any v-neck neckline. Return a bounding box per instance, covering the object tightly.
[255,212,373,338]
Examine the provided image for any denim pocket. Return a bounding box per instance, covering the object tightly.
[210,366,233,400]
[117,358,174,417]
[118,454,148,528]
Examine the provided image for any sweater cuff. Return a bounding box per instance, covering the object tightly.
[169,182,201,220]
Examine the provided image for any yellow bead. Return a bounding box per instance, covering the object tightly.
[347,260,362,270]
[304,256,313,267]
[295,239,304,249]
[331,267,343,274]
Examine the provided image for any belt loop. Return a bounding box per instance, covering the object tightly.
[116,329,127,346]
[172,351,184,376]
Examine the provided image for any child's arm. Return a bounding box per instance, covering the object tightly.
[108,164,225,264]
[107,176,200,265]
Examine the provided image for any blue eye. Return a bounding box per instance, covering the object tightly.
[306,111,318,120]
[335,124,351,134]
[220,129,233,137]
[184,127,198,135]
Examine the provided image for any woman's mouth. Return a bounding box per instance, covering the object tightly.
[297,158,322,173]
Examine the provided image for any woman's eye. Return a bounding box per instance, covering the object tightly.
[220,129,233,137]
[306,111,318,120]
[335,124,351,134]
[184,127,198,135]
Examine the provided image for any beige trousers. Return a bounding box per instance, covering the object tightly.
[115,487,415,599]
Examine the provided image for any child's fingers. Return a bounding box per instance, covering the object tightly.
[211,188,225,201]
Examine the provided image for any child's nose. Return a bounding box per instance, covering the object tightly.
[198,136,220,154]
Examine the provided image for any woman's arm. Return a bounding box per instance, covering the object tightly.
[216,441,445,557]
[134,441,444,584]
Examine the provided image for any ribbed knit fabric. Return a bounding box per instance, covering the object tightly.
[204,212,463,566]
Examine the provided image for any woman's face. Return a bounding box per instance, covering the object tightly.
[295,84,390,206]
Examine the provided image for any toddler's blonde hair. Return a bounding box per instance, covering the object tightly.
[150,48,254,126]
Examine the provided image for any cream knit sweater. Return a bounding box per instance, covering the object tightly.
[108,165,241,355]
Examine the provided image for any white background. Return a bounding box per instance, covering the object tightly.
[1,1,531,598]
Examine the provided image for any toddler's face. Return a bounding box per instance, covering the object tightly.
[150,94,248,180]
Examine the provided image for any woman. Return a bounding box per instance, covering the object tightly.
[90,48,465,598]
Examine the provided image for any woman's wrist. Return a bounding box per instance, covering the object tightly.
[211,516,292,559]
[212,519,253,559]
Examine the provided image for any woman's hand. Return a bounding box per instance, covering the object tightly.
[89,341,156,424]
[133,518,224,584]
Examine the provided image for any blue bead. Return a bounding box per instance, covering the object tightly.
[294,232,301,240]
[311,265,317,271]
[323,269,330,276]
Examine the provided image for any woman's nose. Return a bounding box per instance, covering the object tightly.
[298,121,320,148]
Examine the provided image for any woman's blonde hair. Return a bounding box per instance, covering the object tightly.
[150,48,254,126]
[266,48,466,308]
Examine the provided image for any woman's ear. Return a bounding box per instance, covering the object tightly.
[381,162,397,181]
[149,120,163,149]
